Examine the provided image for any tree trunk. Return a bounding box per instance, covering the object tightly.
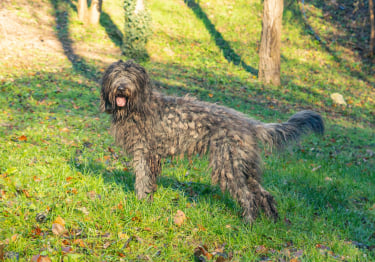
[89,0,102,25]
[370,0,375,56]
[258,0,284,86]
[77,0,88,23]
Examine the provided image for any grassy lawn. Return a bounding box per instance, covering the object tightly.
[0,0,374,261]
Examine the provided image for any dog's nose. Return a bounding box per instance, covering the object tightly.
[118,85,125,91]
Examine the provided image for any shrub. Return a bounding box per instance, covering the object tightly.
[122,0,151,60]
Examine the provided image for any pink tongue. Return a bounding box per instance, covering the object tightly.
[116,97,126,107]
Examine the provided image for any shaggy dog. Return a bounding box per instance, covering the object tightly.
[100,60,324,223]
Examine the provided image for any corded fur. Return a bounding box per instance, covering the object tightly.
[101,60,324,223]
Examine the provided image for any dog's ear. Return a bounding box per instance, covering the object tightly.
[100,92,113,114]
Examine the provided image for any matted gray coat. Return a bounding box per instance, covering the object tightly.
[100,60,324,223]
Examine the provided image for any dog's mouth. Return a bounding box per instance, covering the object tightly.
[116,96,127,107]
[115,86,131,108]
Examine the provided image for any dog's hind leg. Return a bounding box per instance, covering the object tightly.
[210,137,278,223]
[133,150,161,201]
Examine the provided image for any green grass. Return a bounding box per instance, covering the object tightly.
[0,0,374,260]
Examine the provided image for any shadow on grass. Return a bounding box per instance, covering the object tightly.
[50,0,100,81]
[70,154,240,216]
[184,0,258,76]
[100,12,123,47]
[49,0,124,81]
[285,0,374,86]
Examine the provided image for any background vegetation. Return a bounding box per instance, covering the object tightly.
[0,0,374,260]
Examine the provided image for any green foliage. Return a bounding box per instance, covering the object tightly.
[122,0,152,60]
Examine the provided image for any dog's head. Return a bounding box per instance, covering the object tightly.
[100,60,151,118]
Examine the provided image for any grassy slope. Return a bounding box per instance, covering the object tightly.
[0,0,374,261]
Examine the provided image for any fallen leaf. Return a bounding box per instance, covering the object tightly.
[18,135,27,141]
[31,255,52,262]
[60,127,70,133]
[22,189,32,198]
[87,191,101,200]
[53,216,65,227]
[312,165,321,172]
[173,210,186,226]
[255,245,267,254]
[76,207,89,215]
[118,232,129,240]
[31,226,43,237]
[208,93,213,98]
[61,246,73,254]
[52,223,66,236]
[73,239,86,248]
[103,241,112,249]
[33,176,42,182]
[11,234,18,242]
[194,245,213,260]
[198,224,206,231]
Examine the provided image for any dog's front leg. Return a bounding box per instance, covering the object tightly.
[133,150,160,201]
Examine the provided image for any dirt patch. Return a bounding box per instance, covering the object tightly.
[0,0,67,73]
[0,0,121,77]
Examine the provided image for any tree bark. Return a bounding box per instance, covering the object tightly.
[258,0,284,86]
[370,0,375,56]
[89,0,102,25]
[77,0,88,23]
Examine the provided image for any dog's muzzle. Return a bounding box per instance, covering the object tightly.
[115,86,131,108]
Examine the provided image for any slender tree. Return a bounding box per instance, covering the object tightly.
[258,0,284,86]
[89,0,102,25]
[77,0,88,23]
[77,0,102,25]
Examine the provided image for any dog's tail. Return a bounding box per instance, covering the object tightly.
[255,110,324,149]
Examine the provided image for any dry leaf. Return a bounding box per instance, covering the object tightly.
[61,246,73,254]
[52,223,66,236]
[18,135,27,141]
[60,127,70,133]
[173,210,186,226]
[31,255,52,262]
[11,234,18,242]
[255,245,267,254]
[33,176,42,182]
[198,224,206,231]
[76,207,89,215]
[194,245,213,260]
[53,216,65,226]
[118,232,129,240]
[208,93,214,98]
[22,189,31,198]
[87,191,101,200]
[312,165,322,172]
[73,239,86,248]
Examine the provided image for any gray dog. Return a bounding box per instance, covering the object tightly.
[100,60,324,223]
